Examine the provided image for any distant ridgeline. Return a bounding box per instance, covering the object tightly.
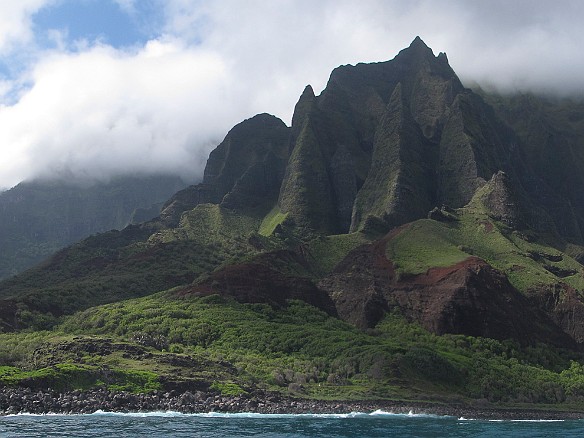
[0,175,187,280]
[2,38,584,405]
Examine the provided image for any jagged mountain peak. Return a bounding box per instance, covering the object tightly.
[393,36,447,68]
[300,84,315,99]
[291,85,317,138]
[327,36,453,83]
[437,51,448,63]
[403,35,432,53]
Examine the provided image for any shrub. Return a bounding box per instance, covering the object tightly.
[210,381,246,396]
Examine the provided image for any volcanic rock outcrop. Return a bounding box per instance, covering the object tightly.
[319,231,575,348]
[276,37,583,245]
[160,113,290,225]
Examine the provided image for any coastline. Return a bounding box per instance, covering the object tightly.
[1,387,584,420]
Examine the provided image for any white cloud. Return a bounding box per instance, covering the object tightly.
[423,0,584,94]
[1,0,584,189]
[0,39,247,188]
[161,0,584,97]
[0,0,54,54]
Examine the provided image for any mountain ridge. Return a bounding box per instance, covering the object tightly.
[3,38,584,409]
[0,174,187,280]
[3,37,584,343]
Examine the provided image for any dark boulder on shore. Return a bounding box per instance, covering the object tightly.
[1,387,584,420]
[0,387,369,416]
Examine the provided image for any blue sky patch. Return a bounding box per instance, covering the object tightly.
[32,0,161,50]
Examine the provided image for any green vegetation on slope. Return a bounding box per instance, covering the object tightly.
[3,196,584,404]
[258,205,288,237]
[0,364,160,393]
[0,204,275,331]
[387,220,468,275]
[1,292,584,405]
[387,207,584,293]
[151,204,261,247]
[305,232,371,276]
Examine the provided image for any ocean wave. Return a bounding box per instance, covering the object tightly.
[2,410,458,420]
[369,409,454,419]
[77,410,455,419]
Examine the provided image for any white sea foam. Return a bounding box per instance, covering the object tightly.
[369,409,451,419]
[456,418,567,423]
[1,409,460,420]
[90,410,185,417]
[88,411,366,419]
[78,409,454,420]
[3,413,67,417]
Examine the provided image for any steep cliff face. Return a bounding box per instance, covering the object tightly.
[277,118,337,234]
[350,83,437,232]
[275,37,528,236]
[532,284,584,344]
[204,113,290,207]
[484,93,584,244]
[161,114,290,225]
[273,38,584,247]
[477,170,559,234]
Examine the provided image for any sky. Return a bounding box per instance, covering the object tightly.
[0,0,583,190]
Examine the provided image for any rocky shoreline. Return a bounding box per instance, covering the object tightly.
[1,387,584,420]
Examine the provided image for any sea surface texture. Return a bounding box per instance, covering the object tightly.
[1,411,583,437]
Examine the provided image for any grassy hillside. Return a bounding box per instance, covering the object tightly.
[387,202,584,294]
[1,291,584,406]
[0,204,277,331]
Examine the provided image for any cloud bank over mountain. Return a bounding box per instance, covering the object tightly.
[0,0,582,189]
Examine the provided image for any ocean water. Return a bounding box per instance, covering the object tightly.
[1,411,583,437]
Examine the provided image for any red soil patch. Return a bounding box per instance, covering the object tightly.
[176,254,337,316]
[402,257,482,286]
[320,228,575,347]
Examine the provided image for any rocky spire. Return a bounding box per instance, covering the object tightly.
[394,36,435,63]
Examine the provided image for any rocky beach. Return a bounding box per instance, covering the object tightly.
[1,387,584,421]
